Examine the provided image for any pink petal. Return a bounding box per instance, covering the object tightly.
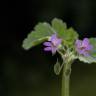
[55,39,62,46]
[85,45,93,51]
[49,34,57,42]
[77,49,85,54]
[83,52,90,57]
[51,47,57,54]
[82,38,89,47]
[44,47,52,51]
[75,40,82,48]
[43,42,51,46]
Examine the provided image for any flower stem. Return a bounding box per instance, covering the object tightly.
[61,62,71,96]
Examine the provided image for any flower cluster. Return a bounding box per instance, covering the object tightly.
[43,34,93,57]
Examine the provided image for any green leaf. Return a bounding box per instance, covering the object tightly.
[22,22,54,50]
[54,59,61,75]
[64,27,79,45]
[52,18,67,37]
[51,18,78,46]
[89,38,96,57]
[78,55,96,64]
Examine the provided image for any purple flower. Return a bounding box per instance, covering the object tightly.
[43,34,62,54]
[75,38,93,56]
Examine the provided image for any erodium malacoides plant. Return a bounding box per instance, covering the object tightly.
[22,18,96,96]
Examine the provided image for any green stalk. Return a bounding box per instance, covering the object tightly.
[61,61,72,96]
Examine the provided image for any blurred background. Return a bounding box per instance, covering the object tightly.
[1,0,96,96]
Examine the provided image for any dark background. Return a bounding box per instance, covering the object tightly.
[1,0,96,96]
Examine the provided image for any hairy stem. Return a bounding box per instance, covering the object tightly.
[61,62,71,96]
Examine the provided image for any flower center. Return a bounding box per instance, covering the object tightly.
[50,40,58,47]
[80,46,86,50]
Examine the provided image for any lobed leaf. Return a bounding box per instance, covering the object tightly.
[64,27,79,45]
[78,55,96,64]
[52,18,67,37]
[22,23,54,50]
